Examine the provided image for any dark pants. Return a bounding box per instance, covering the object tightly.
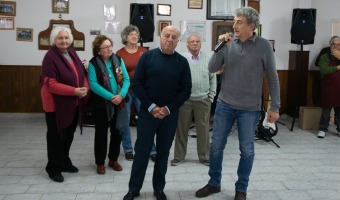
[128,108,179,192]
[319,107,340,132]
[93,108,121,165]
[45,110,78,176]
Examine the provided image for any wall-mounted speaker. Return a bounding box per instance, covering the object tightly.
[130,3,154,43]
[290,8,316,45]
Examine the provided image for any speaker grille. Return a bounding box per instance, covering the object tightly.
[130,4,155,43]
[290,8,316,45]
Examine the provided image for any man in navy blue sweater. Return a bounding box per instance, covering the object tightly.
[123,26,192,200]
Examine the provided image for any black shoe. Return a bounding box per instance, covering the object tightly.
[150,154,157,162]
[234,191,247,200]
[153,191,167,200]
[48,172,64,183]
[195,184,221,198]
[123,191,140,200]
[62,165,78,173]
[125,152,134,161]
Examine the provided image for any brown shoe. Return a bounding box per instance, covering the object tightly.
[195,184,221,198]
[234,191,247,200]
[96,165,106,174]
[108,160,122,171]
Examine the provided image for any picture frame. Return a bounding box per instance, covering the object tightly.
[254,24,262,36]
[159,20,172,35]
[157,4,171,16]
[268,40,275,52]
[16,28,33,42]
[207,0,245,20]
[188,0,203,9]
[211,21,234,50]
[0,16,14,30]
[52,0,69,14]
[0,1,16,16]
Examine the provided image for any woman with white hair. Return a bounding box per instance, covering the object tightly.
[40,26,89,182]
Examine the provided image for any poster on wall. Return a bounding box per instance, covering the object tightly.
[180,20,206,42]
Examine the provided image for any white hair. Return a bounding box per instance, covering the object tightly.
[49,26,74,46]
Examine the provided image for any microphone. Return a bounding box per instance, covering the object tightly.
[213,32,233,53]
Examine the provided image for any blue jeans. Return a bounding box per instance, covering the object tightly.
[208,101,259,192]
[121,92,156,155]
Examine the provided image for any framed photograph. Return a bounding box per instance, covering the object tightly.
[188,0,203,9]
[0,1,16,16]
[52,0,69,14]
[159,20,172,35]
[207,0,245,20]
[104,4,116,20]
[268,40,275,52]
[212,21,234,50]
[254,24,262,36]
[16,28,33,42]
[157,4,171,16]
[0,16,14,30]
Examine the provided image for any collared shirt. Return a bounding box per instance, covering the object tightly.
[188,51,200,64]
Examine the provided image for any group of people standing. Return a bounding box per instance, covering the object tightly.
[40,6,281,200]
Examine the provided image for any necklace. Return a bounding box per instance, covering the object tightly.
[124,46,138,54]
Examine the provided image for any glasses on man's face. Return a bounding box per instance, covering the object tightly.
[188,40,201,44]
[128,33,139,37]
[331,43,340,47]
[100,45,113,50]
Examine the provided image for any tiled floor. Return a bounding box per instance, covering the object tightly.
[0,113,340,200]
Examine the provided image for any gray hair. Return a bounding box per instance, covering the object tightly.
[235,7,260,29]
[329,36,340,45]
[120,25,140,45]
[49,26,74,46]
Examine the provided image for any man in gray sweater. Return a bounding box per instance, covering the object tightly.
[195,7,280,200]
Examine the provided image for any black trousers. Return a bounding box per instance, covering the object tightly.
[45,110,78,175]
[128,108,179,192]
[93,107,121,165]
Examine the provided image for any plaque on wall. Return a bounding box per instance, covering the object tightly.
[38,19,85,51]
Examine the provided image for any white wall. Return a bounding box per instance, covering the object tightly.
[1,0,339,70]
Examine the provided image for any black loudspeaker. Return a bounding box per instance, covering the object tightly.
[290,8,316,45]
[130,3,155,43]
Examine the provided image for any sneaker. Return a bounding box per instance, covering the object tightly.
[317,131,326,138]
[171,159,183,166]
[234,191,247,200]
[125,152,134,161]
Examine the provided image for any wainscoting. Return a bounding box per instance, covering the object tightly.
[0,65,321,114]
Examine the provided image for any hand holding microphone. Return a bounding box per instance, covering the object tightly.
[214,32,234,53]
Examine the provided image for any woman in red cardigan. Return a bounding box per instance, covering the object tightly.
[40,26,89,182]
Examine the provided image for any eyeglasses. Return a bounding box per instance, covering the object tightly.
[128,33,139,37]
[188,40,201,44]
[100,45,113,50]
[331,43,340,47]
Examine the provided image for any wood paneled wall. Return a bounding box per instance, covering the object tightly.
[0,65,321,114]
[0,65,43,112]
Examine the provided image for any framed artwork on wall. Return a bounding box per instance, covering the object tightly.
[52,0,69,14]
[211,21,233,50]
[188,0,203,9]
[254,24,262,36]
[159,20,172,35]
[16,28,33,42]
[207,0,245,20]
[0,1,16,16]
[0,16,14,30]
[157,4,171,16]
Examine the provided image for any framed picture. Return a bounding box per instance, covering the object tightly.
[0,16,14,30]
[157,4,171,16]
[0,1,16,16]
[207,0,245,20]
[254,24,262,36]
[268,40,275,52]
[16,28,33,42]
[52,0,69,14]
[211,21,234,50]
[188,0,203,9]
[159,20,172,35]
